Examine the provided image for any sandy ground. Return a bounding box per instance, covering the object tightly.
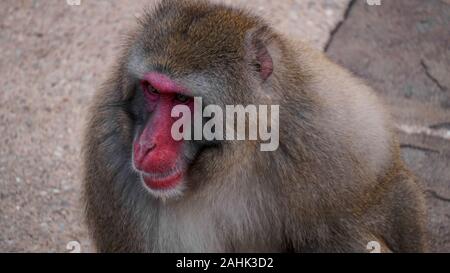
[0,0,351,252]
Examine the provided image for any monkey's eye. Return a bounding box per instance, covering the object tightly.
[254,63,262,73]
[174,93,191,103]
[141,81,160,100]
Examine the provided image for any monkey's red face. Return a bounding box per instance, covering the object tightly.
[132,72,194,193]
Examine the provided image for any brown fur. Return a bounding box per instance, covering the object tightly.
[83,0,427,252]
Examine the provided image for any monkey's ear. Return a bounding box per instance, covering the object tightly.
[246,26,275,81]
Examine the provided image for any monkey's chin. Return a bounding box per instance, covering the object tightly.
[140,171,185,200]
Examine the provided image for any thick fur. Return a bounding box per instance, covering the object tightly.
[83,0,427,252]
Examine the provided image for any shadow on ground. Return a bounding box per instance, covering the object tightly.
[327,0,450,252]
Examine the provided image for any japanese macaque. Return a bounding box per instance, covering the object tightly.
[83,0,427,252]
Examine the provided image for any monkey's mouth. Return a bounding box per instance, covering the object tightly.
[140,169,184,190]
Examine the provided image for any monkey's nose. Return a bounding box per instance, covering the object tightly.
[133,142,156,168]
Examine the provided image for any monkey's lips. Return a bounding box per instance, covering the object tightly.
[140,169,184,190]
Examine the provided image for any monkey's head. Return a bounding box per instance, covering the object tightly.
[115,0,282,199]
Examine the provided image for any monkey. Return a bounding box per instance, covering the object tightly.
[82,0,427,253]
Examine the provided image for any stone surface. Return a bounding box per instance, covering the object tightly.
[0,0,350,252]
[327,0,450,252]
